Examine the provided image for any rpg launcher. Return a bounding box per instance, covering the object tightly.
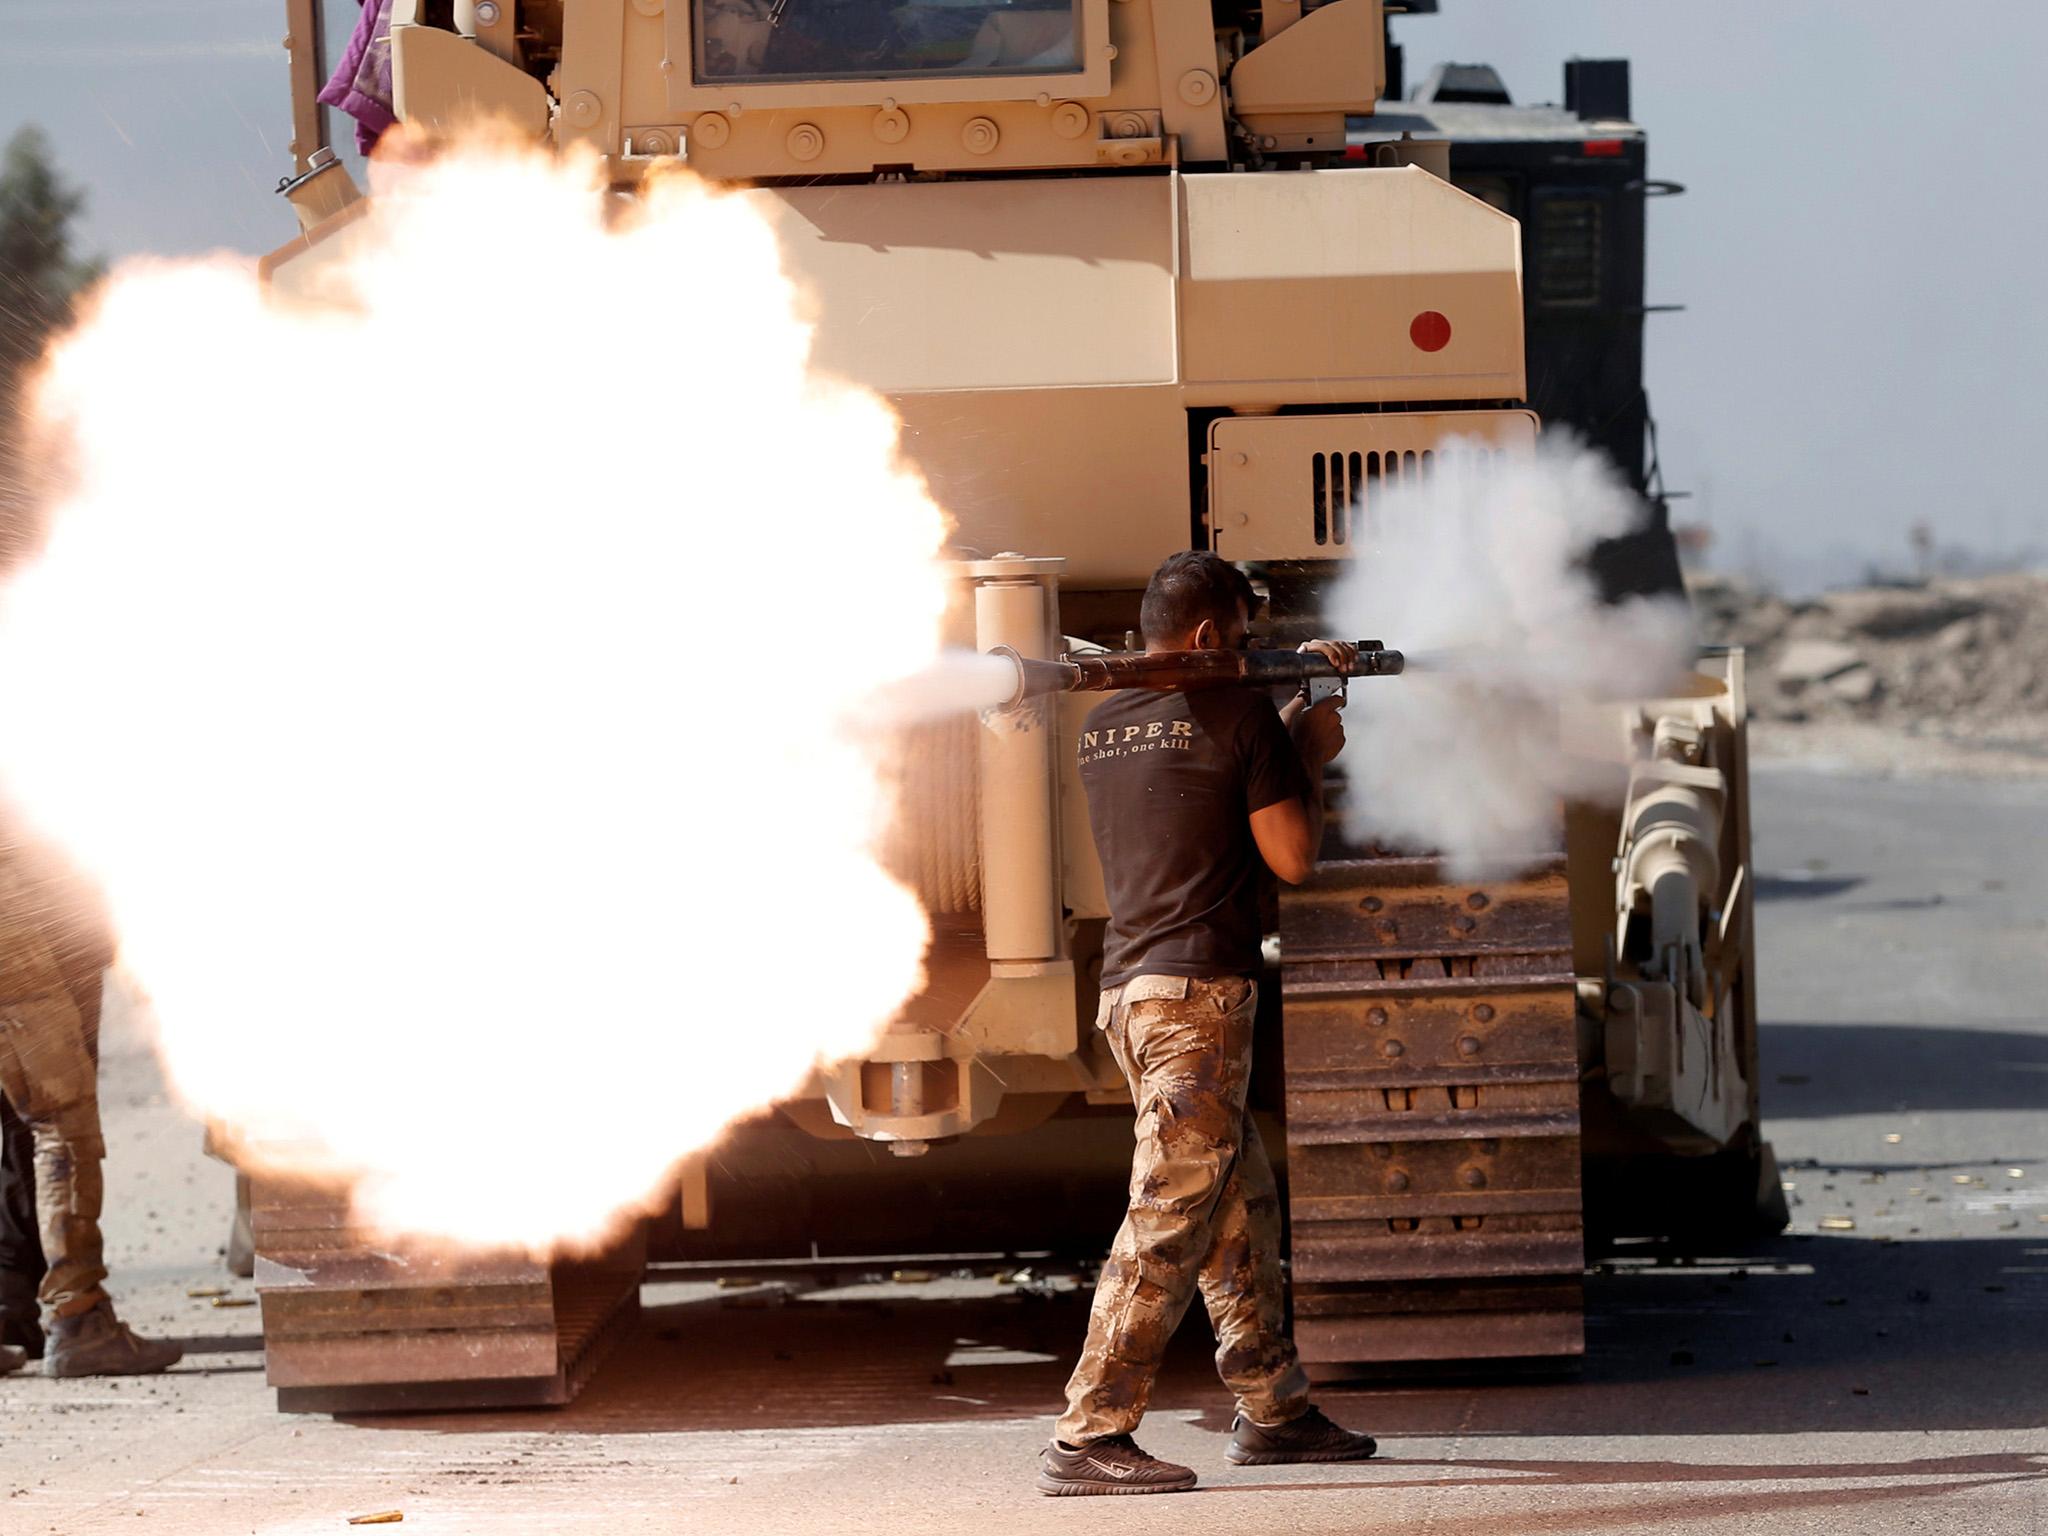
[988,642,1404,708]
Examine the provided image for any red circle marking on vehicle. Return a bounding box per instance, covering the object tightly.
[1410,311,1452,352]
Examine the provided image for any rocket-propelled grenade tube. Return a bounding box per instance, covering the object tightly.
[990,642,1404,707]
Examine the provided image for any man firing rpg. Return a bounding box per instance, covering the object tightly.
[1038,551,1379,1496]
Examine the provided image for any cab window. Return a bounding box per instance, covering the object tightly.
[697,0,1080,82]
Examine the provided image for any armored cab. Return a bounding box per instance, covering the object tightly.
[251,0,1779,1410]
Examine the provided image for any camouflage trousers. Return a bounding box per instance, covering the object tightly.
[0,857,110,1322]
[1056,974,1310,1446]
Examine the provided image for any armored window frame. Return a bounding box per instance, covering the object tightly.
[666,0,1111,110]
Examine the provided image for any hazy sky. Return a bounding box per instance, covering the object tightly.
[3,1,2045,588]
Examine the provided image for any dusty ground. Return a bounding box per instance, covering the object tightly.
[2,768,2044,1534]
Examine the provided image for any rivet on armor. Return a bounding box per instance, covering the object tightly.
[1366,1006,1388,1027]
[1109,112,1148,140]
[634,129,676,157]
[1178,69,1218,106]
[476,0,503,23]
[1454,913,1478,932]
[1457,1035,1482,1058]
[1466,891,1490,910]
[1386,1170,1411,1193]
[691,112,731,149]
[566,91,603,129]
[873,108,911,145]
[1460,1167,1487,1190]
[962,117,1001,154]
[1471,1003,1495,1023]
[1050,102,1090,140]
[1381,1038,1405,1059]
[786,123,826,161]
[1361,895,1383,913]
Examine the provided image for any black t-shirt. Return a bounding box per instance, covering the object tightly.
[1078,686,1308,988]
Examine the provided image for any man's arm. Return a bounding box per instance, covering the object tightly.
[1250,696,1341,883]
[1257,637,1355,880]
[1250,770,1319,885]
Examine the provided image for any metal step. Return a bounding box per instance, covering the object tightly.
[251,1178,643,1413]
[1279,855,1586,1364]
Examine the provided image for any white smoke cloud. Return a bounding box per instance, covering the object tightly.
[0,144,954,1252]
[1326,434,1695,875]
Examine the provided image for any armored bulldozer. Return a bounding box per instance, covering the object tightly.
[249,0,1782,1410]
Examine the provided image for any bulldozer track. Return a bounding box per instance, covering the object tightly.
[1278,854,1587,1365]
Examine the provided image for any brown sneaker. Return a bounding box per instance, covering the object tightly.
[1037,1435,1198,1495]
[1226,1406,1377,1465]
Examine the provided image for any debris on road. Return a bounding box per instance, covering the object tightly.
[1691,570,2048,769]
[1820,1216,1857,1231]
[345,1513,403,1527]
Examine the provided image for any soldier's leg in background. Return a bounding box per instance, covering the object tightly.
[5,964,104,1334]
[1195,1110,1310,1426]
[32,1100,109,1321]
[0,1093,48,1349]
[1055,979,1256,1447]
[1,1094,46,1276]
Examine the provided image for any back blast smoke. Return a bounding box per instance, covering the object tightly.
[0,143,961,1254]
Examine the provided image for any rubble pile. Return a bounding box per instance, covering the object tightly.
[1687,570,2048,737]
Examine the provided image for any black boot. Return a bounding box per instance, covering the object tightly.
[1,1273,42,1362]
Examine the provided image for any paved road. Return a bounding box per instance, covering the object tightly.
[2,769,2043,1534]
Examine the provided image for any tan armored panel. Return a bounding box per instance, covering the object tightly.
[391,10,552,137]
[744,176,1191,585]
[741,167,1521,586]
[1228,0,1382,154]
[1179,166,1525,406]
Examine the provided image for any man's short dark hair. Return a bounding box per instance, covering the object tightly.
[1139,551,1258,645]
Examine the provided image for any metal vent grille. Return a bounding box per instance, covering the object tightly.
[1534,197,1603,308]
[1208,409,1538,563]
[1310,448,1437,546]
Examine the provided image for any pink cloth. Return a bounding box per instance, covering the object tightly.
[317,0,398,156]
